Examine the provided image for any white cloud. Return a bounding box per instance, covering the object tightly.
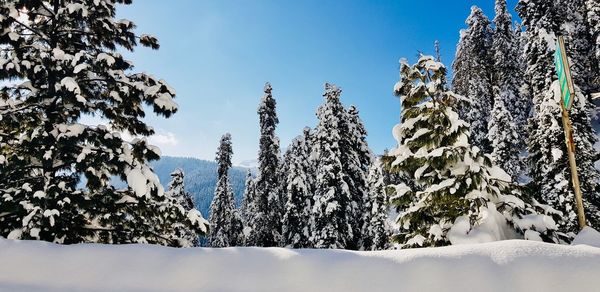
[149,132,179,147]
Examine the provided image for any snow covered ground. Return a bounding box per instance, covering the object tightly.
[1,234,599,292]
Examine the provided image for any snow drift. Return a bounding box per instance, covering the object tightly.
[1,236,599,292]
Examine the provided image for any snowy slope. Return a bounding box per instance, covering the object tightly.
[0,238,599,292]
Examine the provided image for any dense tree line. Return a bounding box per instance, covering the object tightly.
[211,83,390,250]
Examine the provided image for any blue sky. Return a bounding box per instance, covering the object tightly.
[117,0,519,164]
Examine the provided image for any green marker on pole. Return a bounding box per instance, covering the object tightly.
[554,37,574,110]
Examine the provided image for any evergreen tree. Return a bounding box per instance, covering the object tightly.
[518,0,600,234]
[209,134,243,247]
[340,105,372,249]
[239,170,256,243]
[362,160,390,251]
[281,136,312,248]
[301,127,316,196]
[514,21,534,147]
[311,83,353,249]
[558,0,599,95]
[488,97,521,180]
[487,0,523,181]
[559,0,600,230]
[384,55,558,248]
[452,6,494,153]
[517,0,569,233]
[246,83,282,247]
[165,169,199,247]
[586,0,600,79]
[0,0,208,245]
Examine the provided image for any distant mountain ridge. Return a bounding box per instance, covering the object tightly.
[150,156,249,218]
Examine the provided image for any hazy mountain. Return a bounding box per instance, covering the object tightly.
[103,156,249,218]
[151,156,249,218]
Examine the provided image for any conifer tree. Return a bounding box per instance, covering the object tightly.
[246,83,282,247]
[513,21,534,144]
[239,170,256,242]
[341,105,373,249]
[311,83,353,249]
[301,127,316,196]
[487,0,523,180]
[586,0,600,75]
[558,0,599,95]
[165,169,199,247]
[518,0,600,234]
[559,0,600,230]
[517,0,569,233]
[452,6,494,153]
[281,136,313,248]
[362,161,390,251]
[488,97,521,180]
[384,55,559,248]
[209,134,243,247]
[0,0,208,245]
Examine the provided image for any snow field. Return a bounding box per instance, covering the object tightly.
[0,234,599,292]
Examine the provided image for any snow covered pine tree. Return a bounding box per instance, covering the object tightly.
[246,83,283,247]
[0,0,208,245]
[165,169,199,247]
[239,170,256,243]
[384,55,559,248]
[557,0,600,230]
[518,0,600,235]
[209,134,243,247]
[487,0,523,181]
[311,83,354,249]
[340,105,372,249]
[586,0,600,75]
[452,6,494,153]
[362,160,390,251]
[281,135,313,248]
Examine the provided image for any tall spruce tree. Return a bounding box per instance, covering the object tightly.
[488,0,523,181]
[518,0,574,235]
[558,0,599,95]
[362,160,390,251]
[488,95,521,181]
[586,0,600,79]
[301,127,316,196]
[559,0,600,230]
[518,0,600,234]
[246,83,282,247]
[452,6,494,153]
[281,136,312,248]
[341,105,372,249]
[311,83,353,249]
[209,134,243,247]
[165,169,199,247]
[514,21,533,126]
[384,55,559,248]
[239,170,256,243]
[0,0,208,245]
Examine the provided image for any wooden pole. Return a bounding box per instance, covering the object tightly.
[560,107,587,229]
[557,36,586,229]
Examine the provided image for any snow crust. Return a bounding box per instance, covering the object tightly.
[0,238,599,292]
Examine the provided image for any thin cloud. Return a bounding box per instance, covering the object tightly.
[149,132,179,147]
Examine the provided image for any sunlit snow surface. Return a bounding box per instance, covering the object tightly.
[0,231,599,292]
